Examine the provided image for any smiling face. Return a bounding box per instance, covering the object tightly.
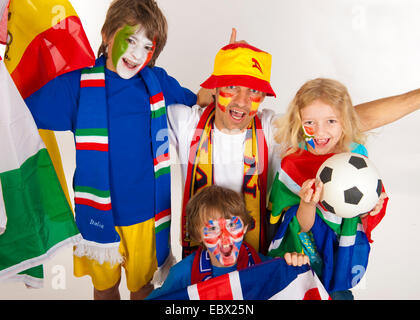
[201,215,247,267]
[106,24,155,79]
[214,86,265,133]
[300,99,343,155]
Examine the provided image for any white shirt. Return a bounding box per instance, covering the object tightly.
[167,104,282,194]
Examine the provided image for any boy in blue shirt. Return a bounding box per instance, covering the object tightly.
[147,185,308,299]
[24,0,204,300]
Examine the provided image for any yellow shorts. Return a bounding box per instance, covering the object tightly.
[73,218,157,292]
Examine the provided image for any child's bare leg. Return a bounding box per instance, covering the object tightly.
[130,282,154,300]
[93,278,121,300]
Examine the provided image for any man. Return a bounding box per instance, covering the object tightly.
[168,33,420,258]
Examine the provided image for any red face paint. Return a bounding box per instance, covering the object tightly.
[217,90,234,113]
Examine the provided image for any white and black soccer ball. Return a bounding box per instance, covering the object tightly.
[315,152,382,218]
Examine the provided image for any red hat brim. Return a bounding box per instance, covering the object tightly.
[201,74,276,97]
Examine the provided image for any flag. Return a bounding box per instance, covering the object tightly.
[3,0,96,212]
[267,149,387,292]
[0,0,8,44]
[0,56,81,287]
[150,258,330,300]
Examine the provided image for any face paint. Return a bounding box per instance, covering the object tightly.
[203,216,245,266]
[217,90,233,113]
[248,96,262,117]
[302,125,316,149]
[111,25,155,79]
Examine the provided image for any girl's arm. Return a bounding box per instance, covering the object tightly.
[296,179,323,232]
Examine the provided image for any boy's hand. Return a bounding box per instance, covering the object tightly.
[284,252,310,267]
[299,179,323,206]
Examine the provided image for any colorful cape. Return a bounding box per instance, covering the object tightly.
[73,57,172,275]
[151,257,329,300]
[181,104,268,257]
[267,148,388,293]
[0,56,81,288]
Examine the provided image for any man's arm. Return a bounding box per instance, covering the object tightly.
[355,88,420,131]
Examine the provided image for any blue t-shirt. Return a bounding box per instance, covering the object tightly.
[25,65,196,226]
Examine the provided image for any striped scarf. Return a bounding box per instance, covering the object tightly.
[181,103,268,257]
[267,148,387,292]
[73,56,171,270]
[190,242,261,284]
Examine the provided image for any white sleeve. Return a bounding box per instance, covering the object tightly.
[259,108,284,194]
[0,181,6,235]
[167,104,201,151]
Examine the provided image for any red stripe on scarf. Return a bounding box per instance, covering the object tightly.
[80,79,106,88]
[154,153,170,165]
[150,92,164,104]
[155,208,171,221]
[75,198,112,211]
[76,142,108,152]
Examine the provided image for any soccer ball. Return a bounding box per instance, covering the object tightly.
[316,152,382,218]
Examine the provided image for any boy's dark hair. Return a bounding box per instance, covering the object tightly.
[98,0,168,67]
[186,185,253,243]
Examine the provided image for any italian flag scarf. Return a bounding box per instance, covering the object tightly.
[190,242,261,284]
[73,56,172,273]
[181,104,268,257]
[267,148,387,292]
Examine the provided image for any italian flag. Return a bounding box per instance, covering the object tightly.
[1,0,96,219]
[0,57,81,287]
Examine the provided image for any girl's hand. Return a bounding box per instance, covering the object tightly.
[299,179,323,206]
[284,252,310,267]
[361,191,387,217]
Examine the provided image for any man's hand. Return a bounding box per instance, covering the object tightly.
[229,28,248,45]
[196,87,214,108]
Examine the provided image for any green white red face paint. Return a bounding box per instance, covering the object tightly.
[203,216,245,267]
[111,24,155,79]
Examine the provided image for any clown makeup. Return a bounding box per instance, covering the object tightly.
[111,24,155,79]
[202,216,245,267]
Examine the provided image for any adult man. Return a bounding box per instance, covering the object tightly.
[168,33,420,258]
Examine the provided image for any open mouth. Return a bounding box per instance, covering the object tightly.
[229,108,247,122]
[314,138,330,147]
[220,243,233,257]
[122,57,140,70]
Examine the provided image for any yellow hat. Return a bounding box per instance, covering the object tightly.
[201,43,276,97]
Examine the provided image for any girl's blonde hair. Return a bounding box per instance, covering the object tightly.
[98,0,167,67]
[274,78,366,157]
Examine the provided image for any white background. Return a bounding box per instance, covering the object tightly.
[1,0,420,299]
